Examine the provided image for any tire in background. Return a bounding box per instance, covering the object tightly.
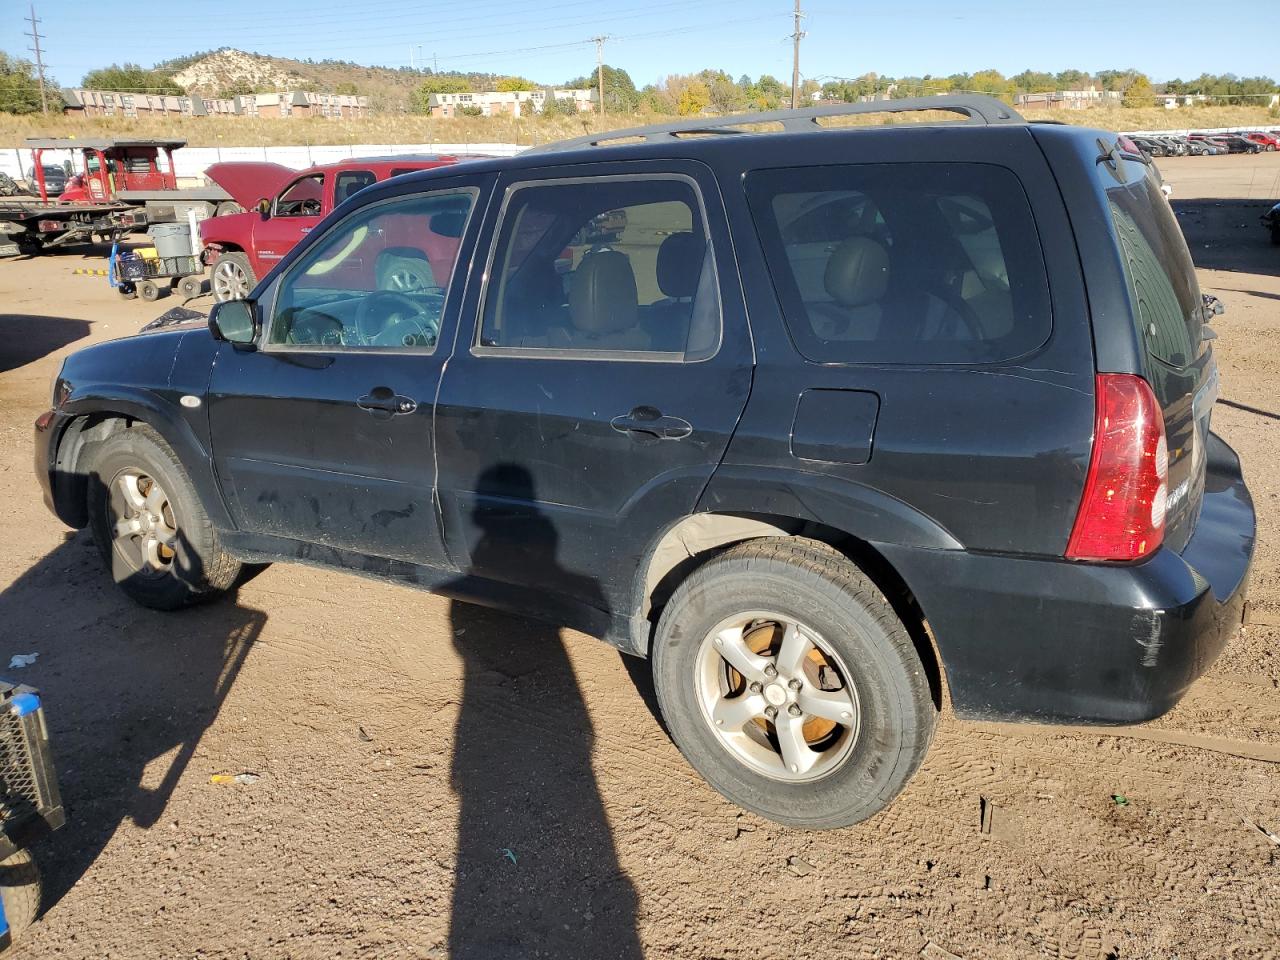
[0,850,41,937]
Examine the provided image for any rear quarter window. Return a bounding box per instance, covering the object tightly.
[746,162,1052,365]
[1106,172,1201,369]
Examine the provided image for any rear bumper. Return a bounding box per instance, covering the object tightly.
[881,432,1255,724]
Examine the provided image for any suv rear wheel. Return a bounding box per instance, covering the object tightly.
[652,538,936,828]
[86,423,241,609]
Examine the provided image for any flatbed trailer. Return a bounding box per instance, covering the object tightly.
[24,138,236,224]
[0,196,146,257]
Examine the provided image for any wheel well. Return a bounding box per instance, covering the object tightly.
[639,513,944,710]
[53,413,131,526]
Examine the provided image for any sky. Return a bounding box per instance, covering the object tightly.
[11,0,1280,91]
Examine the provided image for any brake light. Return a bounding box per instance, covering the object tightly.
[1065,374,1167,562]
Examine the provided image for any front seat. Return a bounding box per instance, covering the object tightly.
[556,251,650,351]
[643,231,703,351]
[808,236,890,341]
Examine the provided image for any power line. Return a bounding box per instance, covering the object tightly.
[25,3,50,115]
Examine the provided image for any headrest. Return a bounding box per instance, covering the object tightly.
[656,232,703,298]
[824,236,890,308]
[569,251,638,335]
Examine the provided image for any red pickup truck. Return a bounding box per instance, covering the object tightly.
[200,155,463,302]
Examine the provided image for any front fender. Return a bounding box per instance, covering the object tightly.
[53,385,233,531]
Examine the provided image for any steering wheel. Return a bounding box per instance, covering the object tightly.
[299,198,322,217]
[354,290,440,347]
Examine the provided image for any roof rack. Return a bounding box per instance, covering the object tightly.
[525,95,1024,154]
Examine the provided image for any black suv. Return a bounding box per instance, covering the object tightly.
[34,97,1255,829]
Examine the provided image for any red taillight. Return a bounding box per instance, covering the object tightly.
[1065,374,1168,562]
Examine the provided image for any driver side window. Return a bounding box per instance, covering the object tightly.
[275,174,325,218]
[267,188,478,352]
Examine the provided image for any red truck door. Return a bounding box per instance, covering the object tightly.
[251,172,326,275]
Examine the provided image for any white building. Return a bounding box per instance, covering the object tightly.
[427,89,595,118]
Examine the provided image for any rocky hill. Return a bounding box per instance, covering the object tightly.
[158,49,519,114]
[169,49,301,96]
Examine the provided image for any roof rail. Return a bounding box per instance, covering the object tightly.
[525,95,1024,154]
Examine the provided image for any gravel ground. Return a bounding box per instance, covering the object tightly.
[0,152,1277,960]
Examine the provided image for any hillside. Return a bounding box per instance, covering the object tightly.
[158,49,533,113]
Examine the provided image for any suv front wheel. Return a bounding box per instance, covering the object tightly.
[86,423,241,609]
[652,538,937,828]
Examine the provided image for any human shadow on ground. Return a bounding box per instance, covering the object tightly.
[445,464,641,960]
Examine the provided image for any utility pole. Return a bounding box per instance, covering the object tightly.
[25,3,49,115]
[790,0,805,109]
[592,35,608,116]
[433,52,439,73]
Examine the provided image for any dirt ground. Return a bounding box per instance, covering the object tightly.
[0,152,1277,960]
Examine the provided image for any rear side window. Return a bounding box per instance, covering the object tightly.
[477,176,721,360]
[1106,174,1200,369]
[334,169,377,205]
[747,163,1052,364]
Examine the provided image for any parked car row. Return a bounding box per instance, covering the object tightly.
[1129,130,1280,158]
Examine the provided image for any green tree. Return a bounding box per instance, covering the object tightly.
[540,88,578,117]
[496,76,535,92]
[334,81,359,95]
[0,51,55,114]
[701,69,746,113]
[566,65,638,112]
[1011,70,1055,93]
[409,74,473,113]
[1123,74,1155,108]
[969,69,1013,100]
[1054,69,1089,90]
[82,62,183,95]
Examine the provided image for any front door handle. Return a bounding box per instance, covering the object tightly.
[610,406,693,441]
[357,387,417,419]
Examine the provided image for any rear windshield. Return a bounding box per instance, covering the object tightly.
[1106,172,1201,369]
[746,162,1052,364]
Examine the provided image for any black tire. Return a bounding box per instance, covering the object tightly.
[116,282,137,300]
[138,279,163,302]
[178,275,204,300]
[0,850,41,937]
[652,538,936,829]
[86,422,240,610]
[210,251,256,303]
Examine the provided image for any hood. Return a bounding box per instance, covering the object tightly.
[204,161,296,209]
[139,305,208,335]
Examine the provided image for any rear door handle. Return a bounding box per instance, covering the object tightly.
[357,387,417,419]
[610,406,693,441]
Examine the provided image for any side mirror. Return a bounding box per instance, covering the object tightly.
[209,299,259,346]
[256,197,271,217]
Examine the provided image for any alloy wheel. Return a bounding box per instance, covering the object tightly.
[695,612,860,782]
[108,469,179,578]
[212,259,250,302]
